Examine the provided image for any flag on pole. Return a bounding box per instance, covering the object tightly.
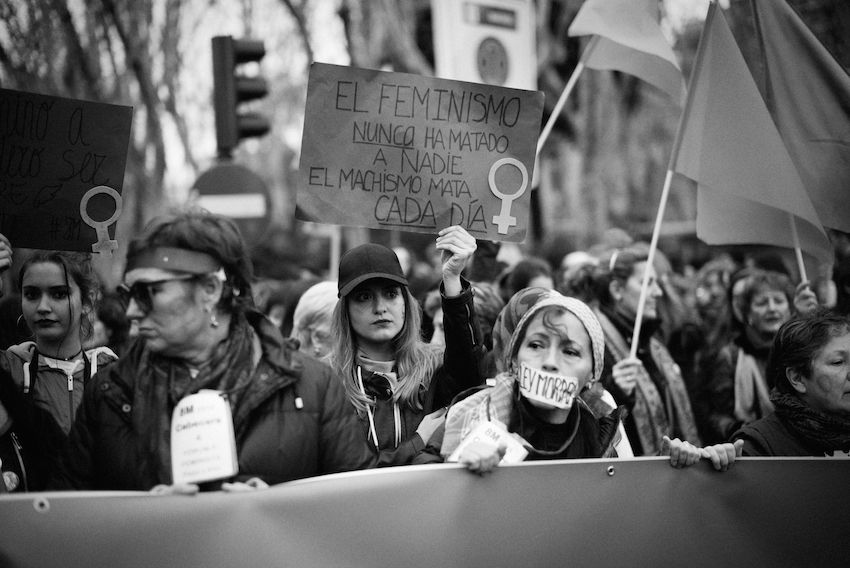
[671,2,831,262]
[568,0,685,102]
[743,0,850,234]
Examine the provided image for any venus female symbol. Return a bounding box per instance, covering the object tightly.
[488,157,528,234]
[79,185,123,255]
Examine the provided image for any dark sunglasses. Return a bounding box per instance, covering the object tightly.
[117,274,198,313]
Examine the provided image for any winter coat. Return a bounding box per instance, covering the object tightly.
[697,332,774,444]
[360,279,484,466]
[51,315,372,490]
[732,412,828,457]
[431,374,621,463]
[0,343,116,491]
[596,307,701,456]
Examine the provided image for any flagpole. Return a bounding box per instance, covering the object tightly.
[628,169,673,359]
[330,225,341,280]
[536,35,600,156]
[627,2,717,359]
[788,214,808,282]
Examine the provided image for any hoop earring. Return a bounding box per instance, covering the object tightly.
[16,314,33,339]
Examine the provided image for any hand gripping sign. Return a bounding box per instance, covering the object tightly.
[447,420,529,465]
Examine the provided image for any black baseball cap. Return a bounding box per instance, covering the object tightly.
[337,243,408,298]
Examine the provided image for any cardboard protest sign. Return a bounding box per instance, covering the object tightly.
[0,88,133,253]
[297,63,544,242]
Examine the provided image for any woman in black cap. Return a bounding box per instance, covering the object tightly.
[330,225,483,466]
[52,210,372,491]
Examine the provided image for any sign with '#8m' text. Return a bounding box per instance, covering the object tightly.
[0,88,132,253]
[296,63,543,242]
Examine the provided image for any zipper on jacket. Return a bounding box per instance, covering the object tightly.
[67,371,74,426]
[10,432,27,492]
[464,303,477,347]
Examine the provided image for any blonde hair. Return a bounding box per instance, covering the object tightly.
[329,286,441,414]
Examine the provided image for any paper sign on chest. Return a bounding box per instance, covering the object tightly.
[297,63,544,242]
[171,390,238,485]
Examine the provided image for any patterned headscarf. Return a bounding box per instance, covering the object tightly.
[493,288,605,385]
[491,287,550,372]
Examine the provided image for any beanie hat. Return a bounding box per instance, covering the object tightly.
[505,291,605,384]
[338,243,408,298]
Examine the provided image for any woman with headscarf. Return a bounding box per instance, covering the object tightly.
[486,287,632,456]
[52,211,372,491]
[419,290,739,472]
[732,309,850,456]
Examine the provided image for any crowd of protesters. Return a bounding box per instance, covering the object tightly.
[1,212,849,494]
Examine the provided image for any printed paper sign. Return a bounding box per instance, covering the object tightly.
[171,390,238,485]
[0,88,133,253]
[447,420,528,464]
[297,63,544,242]
[518,362,579,410]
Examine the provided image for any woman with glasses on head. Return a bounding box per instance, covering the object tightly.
[52,211,372,492]
[0,234,117,492]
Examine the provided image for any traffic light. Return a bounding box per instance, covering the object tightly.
[212,35,270,159]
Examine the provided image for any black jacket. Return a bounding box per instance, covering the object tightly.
[52,313,373,490]
[732,412,828,457]
[366,279,484,466]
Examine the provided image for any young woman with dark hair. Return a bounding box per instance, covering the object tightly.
[0,237,117,491]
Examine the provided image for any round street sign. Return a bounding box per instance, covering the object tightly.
[193,162,271,243]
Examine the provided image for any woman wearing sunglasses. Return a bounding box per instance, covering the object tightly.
[52,211,372,491]
[0,235,117,491]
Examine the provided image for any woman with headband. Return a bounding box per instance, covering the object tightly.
[52,211,372,491]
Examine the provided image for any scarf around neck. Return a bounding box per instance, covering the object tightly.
[596,307,701,453]
[133,312,258,485]
[772,390,850,453]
